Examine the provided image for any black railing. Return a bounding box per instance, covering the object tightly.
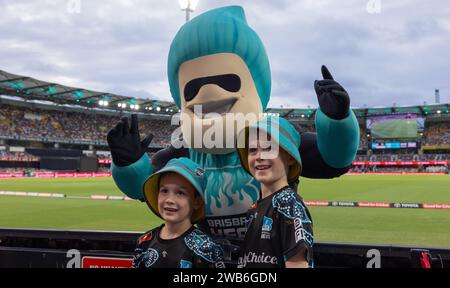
[0,228,448,268]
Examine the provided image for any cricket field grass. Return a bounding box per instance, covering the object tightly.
[0,175,449,247]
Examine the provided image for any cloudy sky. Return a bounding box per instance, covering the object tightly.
[1,0,449,109]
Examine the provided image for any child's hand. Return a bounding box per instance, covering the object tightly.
[107,114,153,166]
[314,65,350,120]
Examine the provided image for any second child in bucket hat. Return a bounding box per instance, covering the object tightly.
[236,116,314,268]
[132,157,225,268]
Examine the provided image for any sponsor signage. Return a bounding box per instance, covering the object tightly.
[81,256,133,268]
[352,161,448,166]
[0,172,24,178]
[34,172,111,178]
[305,201,450,210]
[371,142,417,150]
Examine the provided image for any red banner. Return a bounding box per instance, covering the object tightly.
[0,172,24,178]
[358,202,390,208]
[34,172,56,178]
[81,257,133,268]
[33,172,111,178]
[352,161,448,166]
[423,204,450,210]
[347,172,446,175]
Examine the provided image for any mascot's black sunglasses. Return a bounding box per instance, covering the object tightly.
[184,74,241,102]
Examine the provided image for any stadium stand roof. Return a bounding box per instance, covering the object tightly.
[0,70,179,114]
[0,69,448,119]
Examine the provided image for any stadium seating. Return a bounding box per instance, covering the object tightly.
[422,122,450,146]
[0,104,176,146]
[0,102,449,173]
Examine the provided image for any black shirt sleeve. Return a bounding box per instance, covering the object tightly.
[132,229,156,268]
[275,192,314,264]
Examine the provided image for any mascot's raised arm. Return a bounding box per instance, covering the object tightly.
[107,5,359,260]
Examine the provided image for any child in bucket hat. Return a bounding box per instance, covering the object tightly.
[132,157,225,268]
[236,116,314,268]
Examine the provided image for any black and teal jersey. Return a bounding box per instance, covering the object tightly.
[238,186,314,268]
[133,225,225,268]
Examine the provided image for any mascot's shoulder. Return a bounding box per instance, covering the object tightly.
[184,228,224,263]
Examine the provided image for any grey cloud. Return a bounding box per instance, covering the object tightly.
[0,0,449,108]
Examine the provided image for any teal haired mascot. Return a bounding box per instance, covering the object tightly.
[107,6,359,264]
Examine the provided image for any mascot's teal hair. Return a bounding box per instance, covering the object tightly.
[167,6,271,109]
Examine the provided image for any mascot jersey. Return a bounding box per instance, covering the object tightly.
[110,6,360,259]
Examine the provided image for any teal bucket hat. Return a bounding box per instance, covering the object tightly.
[143,157,207,223]
[237,116,302,182]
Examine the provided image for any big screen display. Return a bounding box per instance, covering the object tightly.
[367,114,424,139]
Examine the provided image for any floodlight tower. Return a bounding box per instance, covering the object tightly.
[179,0,199,22]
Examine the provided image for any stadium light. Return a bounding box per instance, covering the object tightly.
[179,0,199,22]
[437,110,441,114]
[98,100,109,107]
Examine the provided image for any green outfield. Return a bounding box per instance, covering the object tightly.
[371,119,417,138]
[0,175,449,247]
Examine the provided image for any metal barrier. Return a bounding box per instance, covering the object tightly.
[0,228,448,268]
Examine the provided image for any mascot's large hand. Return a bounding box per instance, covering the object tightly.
[314,65,350,120]
[107,114,153,167]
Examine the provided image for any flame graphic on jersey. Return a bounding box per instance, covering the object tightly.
[204,171,259,216]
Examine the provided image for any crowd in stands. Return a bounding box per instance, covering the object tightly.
[354,153,450,162]
[0,168,49,174]
[10,104,450,152]
[0,150,38,161]
[349,166,444,173]
[422,122,450,146]
[425,166,448,173]
[0,104,177,146]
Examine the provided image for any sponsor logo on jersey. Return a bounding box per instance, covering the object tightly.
[261,216,273,239]
[180,259,193,268]
[262,216,273,232]
[294,218,304,243]
[238,252,278,267]
[144,248,159,267]
[206,215,248,239]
